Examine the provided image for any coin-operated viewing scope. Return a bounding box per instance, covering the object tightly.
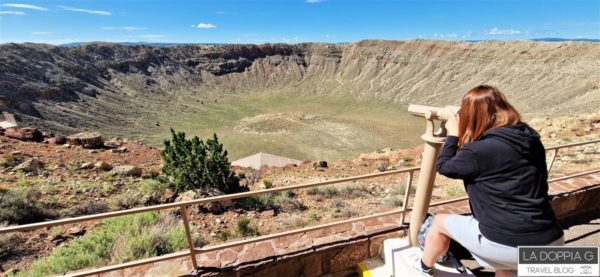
[408,104,460,141]
[406,104,459,247]
[408,104,460,121]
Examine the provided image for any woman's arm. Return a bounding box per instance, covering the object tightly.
[436,136,479,180]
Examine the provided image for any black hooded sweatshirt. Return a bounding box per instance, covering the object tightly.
[436,123,563,247]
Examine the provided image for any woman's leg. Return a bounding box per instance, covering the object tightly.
[421,214,451,267]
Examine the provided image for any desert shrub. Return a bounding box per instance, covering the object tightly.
[376,160,389,171]
[148,170,160,179]
[383,196,404,208]
[109,191,143,210]
[69,201,110,217]
[239,169,261,187]
[0,187,56,224]
[0,155,17,168]
[139,178,169,197]
[21,212,204,277]
[236,192,305,212]
[339,184,368,198]
[49,226,63,240]
[306,187,319,195]
[382,184,410,208]
[237,218,259,237]
[286,215,308,228]
[0,222,22,260]
[17,177,34,187]
[218,230,233,242]
[321,186,338,197]
[444,185,465,198]
[307,211,319,222]
[161,129,245,194]
[262,180,273,189]
[339,205,359,218]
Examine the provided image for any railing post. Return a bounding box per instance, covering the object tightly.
[179,205,199,269]
[547,148,558,174]
[399,171,413,225]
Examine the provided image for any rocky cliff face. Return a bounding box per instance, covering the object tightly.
[1,40,599,134]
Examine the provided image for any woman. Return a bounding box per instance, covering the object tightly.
[415,85,564,277]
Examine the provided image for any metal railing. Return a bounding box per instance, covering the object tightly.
[546,138,600,173]
[1,139,599,277]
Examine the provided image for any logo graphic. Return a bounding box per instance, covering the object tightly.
[518,246,599,277]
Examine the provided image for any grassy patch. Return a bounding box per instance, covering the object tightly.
[0,186,57,224]
[139,178,169,196]
[0,155,18,168]
[382,184,413,208]
[17,212,204,277]
[217,230,233,242]
[237,218,260,237]
[236,191,305,212]
[443,184,466,198]
[127,92,422,161]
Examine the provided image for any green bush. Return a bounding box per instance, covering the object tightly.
[139,179,169,197]
[109,192,143,210]
[306,187,319,195]
[161,129,245,194]
[0,155,17,168]
[321,186,338,197]
[0,187,56,224]
[218,230,233,242]
[235,192,305,212]
[262,180,274,189]
[19,212,204,277]
[237,218,260,237]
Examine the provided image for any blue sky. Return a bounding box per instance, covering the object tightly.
[0,0,598,44]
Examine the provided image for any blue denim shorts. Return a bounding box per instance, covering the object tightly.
[445,215,564,272]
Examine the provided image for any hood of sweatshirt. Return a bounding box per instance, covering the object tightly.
[478,123,541,156]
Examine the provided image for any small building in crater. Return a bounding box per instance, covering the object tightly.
[0,112,17,129]
[232,152,305,170]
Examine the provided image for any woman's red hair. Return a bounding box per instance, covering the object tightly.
[458,85,521,148]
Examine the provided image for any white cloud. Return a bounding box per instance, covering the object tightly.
[2,3,47,11]
[194,23,216,29]
[0,10,25,15]
[32,31,53,35]
[103,26,146,31]
[325,34,336,38]
[123,26,145,31]
[305,0,323,3]
[57,6,111,16]
[432,31,473,40]
[487,27,522,35]
[139,34,164,38]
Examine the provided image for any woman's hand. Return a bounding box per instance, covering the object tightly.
[446,114,459,137]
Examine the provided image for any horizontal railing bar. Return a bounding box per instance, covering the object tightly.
[549,168,600,183]
[545,138,600,150]
[194,207,411,254]
[0,167,419,234]
[62,250,191,277]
